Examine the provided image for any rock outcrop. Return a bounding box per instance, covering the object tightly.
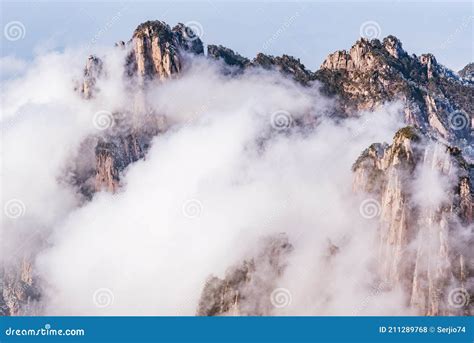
[75,21,204,195]
[1,256,40,316]
[79,55,103,99]
[207,44,314,85]
[207,45,250,69]
[459,63,474,82]
[196,234,293,316]
[315,36,473,147]
[94,134,143,193]
[353,127,473,315]
[252,53,314,85]
[126,21,203,81]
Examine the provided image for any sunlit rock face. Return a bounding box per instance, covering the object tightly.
[77,21,204,194]
[78,21,203,194]
[317,36,473,148]
[353,127,473,315]
[126,21,204,81]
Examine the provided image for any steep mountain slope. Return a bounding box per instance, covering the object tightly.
[315,36,472,146]
[195,35,473,316]
[81,29,473,200]
[353,128,472,315]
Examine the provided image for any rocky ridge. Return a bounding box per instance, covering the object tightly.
[315,36,473,145]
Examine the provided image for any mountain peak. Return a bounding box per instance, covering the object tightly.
[133,20,171,39]
[321,35,408,71]
[382,35,406,59]
[207,44,250,68]
[127,20,204,81]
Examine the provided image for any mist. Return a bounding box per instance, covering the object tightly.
[2,46,420,315]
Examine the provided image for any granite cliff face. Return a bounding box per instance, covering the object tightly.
[200,37,472,315]
[316,36,472,145]
[75,21,203,196]
[353,128,472,315]
[126,21,204,81]
[1,20,472,316]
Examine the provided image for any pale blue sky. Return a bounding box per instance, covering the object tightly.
[0,0,473,71]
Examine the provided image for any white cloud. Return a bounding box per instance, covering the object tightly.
[2,46,415,315]
[0,55,28,80]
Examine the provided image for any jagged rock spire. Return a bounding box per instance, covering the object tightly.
[126,20,204,81]
[382,35,407,59]
[80,55,103,99]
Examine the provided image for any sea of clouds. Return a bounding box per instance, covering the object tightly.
[3,44,461,316]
